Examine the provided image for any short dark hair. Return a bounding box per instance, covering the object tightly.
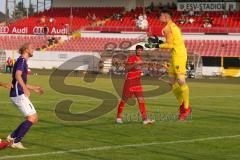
[136,45,143,50]
[160,8,173,17]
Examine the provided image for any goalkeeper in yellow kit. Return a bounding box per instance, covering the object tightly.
[159,9,191,121]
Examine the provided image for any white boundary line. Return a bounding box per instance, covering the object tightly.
[0,135,240,160]
[0,95,239,104]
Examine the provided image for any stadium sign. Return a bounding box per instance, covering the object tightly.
[0,26,68,35]
[33,26,49,35]
[177,2,237,11]
[11,27,28,34]
[51,27,68,35]
[0,26,9,34]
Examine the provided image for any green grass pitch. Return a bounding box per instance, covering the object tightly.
[0,73,240,160]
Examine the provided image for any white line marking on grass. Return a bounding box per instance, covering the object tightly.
[0,95,240,104]
[1,135,240,160]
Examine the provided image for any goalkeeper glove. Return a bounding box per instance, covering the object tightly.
[159,40,164,44]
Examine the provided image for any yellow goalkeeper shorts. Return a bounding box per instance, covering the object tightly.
[169,56,187,78]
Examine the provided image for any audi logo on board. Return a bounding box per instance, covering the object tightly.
[33,26,49,35]
[0,26,9,34]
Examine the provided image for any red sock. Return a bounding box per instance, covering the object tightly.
[117,100,125,118]
[138,102,147,121]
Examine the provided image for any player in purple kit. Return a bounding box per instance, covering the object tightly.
[7,43,44,149]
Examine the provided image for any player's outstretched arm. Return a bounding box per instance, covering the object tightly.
[159,41,174,49]
[0,81,12,89]
[27,84,44,95]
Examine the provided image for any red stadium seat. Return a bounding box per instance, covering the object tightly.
[0,35,49,50]
[46,37,144,52]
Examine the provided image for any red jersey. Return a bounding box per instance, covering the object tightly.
[7,59,12,66]
[126,55,143,80]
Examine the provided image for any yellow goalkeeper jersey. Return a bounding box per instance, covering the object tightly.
[159,20,187,59]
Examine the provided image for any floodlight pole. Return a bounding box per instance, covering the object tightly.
[26,8,29,18]
[21,0,24,10]
[5,0,8,25]
[143,0,145,14]
[13,0,16,20]
[37,0,38,13]
[70,6,73,33]
[44,0,46,11]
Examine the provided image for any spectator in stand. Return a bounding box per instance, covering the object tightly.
[49,17,55,23]
[133,14,138,22]
[186,17,195,24]
[203,21,212,28]
[6,57,13,73]
[138,14,143,21]
[138,14,148,30]
[86,13,96,21]
[177,15,186,24]
[223,11,228,26]
[92,13,96,21]
[86,13,91,20]
[149,2,154,11]
[188,8,195,16]
[141,18,149,30]
[203,13,213,27]
[143,13,147,20]
[114,13,123,21]
[183,9,188,16]
[159,2,163,10]
[203,13,213,24]
[40,16,46,24]
[136,14,143,28]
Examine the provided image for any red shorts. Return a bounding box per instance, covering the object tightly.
[122,78,143,98]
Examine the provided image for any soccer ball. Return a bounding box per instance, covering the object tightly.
[27,68,32,75]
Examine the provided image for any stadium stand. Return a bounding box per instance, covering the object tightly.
[46,37,240,57]
[0,1,239,78]
[47,37,143,52]
[7,6,240,34]
[8,7,124,32]
[0,36,51,50]
[0,34,239,58]
[185,40,240,57]
[87,8,240,34]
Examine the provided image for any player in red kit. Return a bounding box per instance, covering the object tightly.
[116,45,155,125]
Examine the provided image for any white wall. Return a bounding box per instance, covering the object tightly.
[202,67,222,76]
[5,50,224,76]
[5,51,100,70]
[80,31,240,40]
[182,34,240,41]
[81,31,147,39]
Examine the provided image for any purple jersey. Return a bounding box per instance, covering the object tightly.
[10,56,28,97]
